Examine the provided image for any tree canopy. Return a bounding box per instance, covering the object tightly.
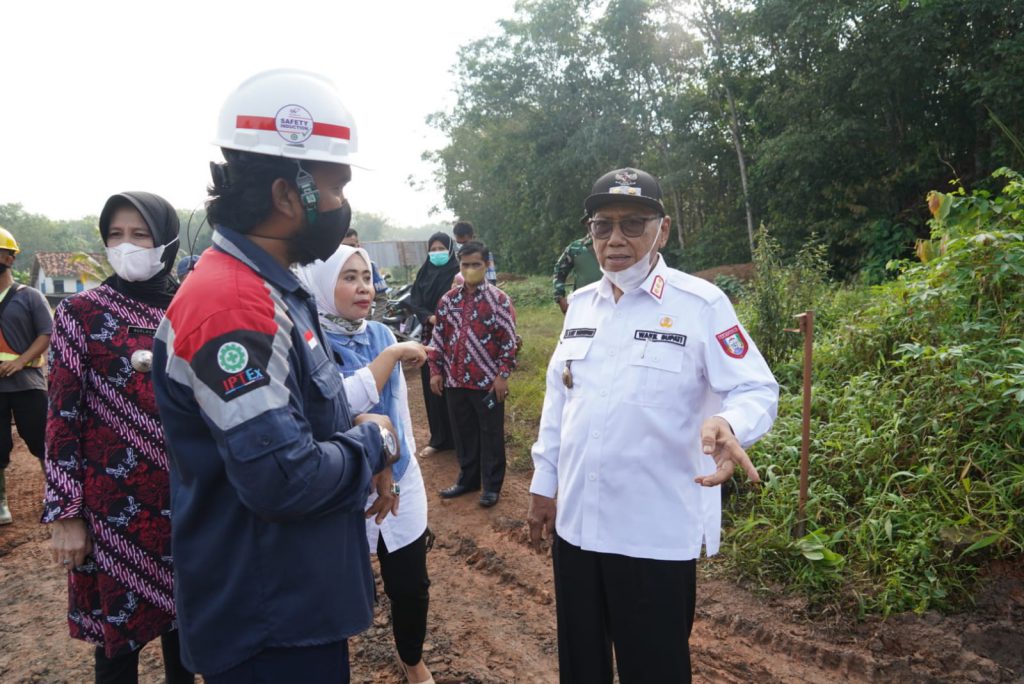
[430,0,1024,279]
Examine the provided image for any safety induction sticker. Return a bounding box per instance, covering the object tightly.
[716,325,749,359]
[275,104,314,143]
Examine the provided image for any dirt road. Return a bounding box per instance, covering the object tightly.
[1,369,1022,682]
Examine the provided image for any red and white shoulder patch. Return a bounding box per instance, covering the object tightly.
[715,325,749,359]
[650,275,665,300]
[303,329,319,350]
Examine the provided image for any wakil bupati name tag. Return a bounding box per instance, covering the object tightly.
[563,328,596,339]
[127,326,157,337]
[634,330,687,346]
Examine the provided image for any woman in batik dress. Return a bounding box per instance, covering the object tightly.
[42,191,193,684]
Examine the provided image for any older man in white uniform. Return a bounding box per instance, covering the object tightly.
[527,167,779,683]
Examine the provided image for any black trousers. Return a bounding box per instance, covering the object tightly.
[378,529,431,666]
[445,387,506,493]
[552,534,696,684]
[204,641,349,684]
[420,365,454,450]
[94,630,194,684]
[0,388,46,469]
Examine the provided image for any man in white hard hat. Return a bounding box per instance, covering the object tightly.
[152,70,399,683]
[0,226,51,525]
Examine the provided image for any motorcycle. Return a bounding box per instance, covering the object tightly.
[381,283,423,342]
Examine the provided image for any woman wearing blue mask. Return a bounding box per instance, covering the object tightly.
[408,233,459,458]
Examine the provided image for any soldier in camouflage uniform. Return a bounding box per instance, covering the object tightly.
[552,234,601,313]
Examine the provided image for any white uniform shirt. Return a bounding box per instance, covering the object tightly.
[530,255,778,561]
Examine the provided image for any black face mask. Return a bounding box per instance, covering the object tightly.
[0,264,8,276]
[290,201,352,266]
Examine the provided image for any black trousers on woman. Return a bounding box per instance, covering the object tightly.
[377,529,432,666]
[93,629,194,684]
[419,364,454,451]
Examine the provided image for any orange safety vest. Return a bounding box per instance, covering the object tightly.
[0,284,45,368]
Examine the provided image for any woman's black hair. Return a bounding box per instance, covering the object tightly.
[206,149,299,233]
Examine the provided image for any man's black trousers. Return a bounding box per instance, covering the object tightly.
[0,389,46,469]
[552,534,696,683]
[445,387,506,493]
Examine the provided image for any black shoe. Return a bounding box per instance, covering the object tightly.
[439,484,478,499]
[478,491,500,508]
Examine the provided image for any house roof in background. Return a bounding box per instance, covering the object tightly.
[30,251,105,279]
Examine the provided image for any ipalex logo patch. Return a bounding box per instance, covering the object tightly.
[194,331,272,402]
[716,325,749,359]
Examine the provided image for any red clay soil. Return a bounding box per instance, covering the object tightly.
[2,370,1022,683]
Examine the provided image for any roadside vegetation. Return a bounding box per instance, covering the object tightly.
[727,169,1024,616]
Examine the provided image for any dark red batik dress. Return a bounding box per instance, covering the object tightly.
[42,284,177,658]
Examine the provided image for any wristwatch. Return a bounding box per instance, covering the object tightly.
[378,425,399,465]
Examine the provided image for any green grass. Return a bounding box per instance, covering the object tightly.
[501,276,564,470]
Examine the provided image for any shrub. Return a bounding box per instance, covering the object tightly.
[725,169,1024,615]
[738,227,833,373]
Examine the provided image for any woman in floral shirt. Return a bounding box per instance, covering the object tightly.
[42,192,193,683]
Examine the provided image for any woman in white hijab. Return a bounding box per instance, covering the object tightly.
[295,245,435,684]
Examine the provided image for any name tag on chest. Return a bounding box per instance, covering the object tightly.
[634,330,687,346]
[127,326,157,337]
[564,327,596,339]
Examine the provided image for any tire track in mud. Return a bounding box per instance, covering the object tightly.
[350,452,561,683]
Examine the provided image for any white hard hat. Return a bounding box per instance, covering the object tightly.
[214,69,358,165]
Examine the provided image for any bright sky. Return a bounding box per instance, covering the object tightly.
[0,0,517,227]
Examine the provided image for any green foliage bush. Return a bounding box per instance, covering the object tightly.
[713,273,746,300]
[737,228,832,374]
[500,276,555,310]
[726,169,1024,615]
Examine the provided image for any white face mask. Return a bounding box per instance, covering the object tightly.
[106,241,173,282]
[601,240,659,293]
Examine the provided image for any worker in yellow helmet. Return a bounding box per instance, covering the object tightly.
[0,226,53,524]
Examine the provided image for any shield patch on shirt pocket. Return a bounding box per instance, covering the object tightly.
[625,342,688,407]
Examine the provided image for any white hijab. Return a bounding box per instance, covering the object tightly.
[294,244,373,335]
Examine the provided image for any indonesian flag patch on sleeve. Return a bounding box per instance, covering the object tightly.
[304,329,319,350]
[716,325,749,359]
